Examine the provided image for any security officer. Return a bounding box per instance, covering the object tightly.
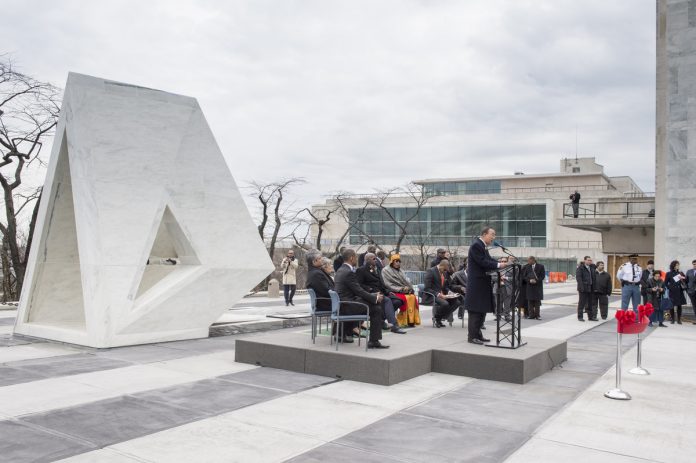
[616,254,642,310]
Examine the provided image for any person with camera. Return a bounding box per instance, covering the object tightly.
[281,249,299,306]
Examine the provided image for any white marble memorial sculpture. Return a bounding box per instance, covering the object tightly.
[13,73,273,348]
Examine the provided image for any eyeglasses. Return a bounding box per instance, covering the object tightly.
[393,260,401,263]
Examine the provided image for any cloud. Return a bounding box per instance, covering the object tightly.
[0,0,657,212]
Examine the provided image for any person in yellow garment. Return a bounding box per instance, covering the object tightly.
[381,254,421,327]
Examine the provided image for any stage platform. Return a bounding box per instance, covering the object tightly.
[235,324,567,386]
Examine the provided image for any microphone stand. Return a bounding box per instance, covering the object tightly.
[487,244,526,349]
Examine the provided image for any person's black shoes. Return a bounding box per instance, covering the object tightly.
[368,341,389,349]
[481,325,486,330]
[480,337,490,343]
[435,320,446,328]
[589,318,599,321]
[391,327,407,334]
[468,338,484,345]
[578,318,585,322]
[535,317,542,320]
[290,301,294,306]
[659,323,668,327]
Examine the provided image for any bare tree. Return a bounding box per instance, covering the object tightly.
[248,177,306,260]
[331,193,379,257]
[0,58,60,301]
[299,204,339,251]
[367,182,430,253]
[409,221,436,271]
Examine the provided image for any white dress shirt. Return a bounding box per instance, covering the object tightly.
[617,262,642,283]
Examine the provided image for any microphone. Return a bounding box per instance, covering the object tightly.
[492,240,509,251]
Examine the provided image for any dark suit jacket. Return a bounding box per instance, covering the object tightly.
[423,267,451,304]
[522,263,544,301]
[576,264,595,293]
[306,267,335,310]
[335,264,378,305]
[355,265,385,294]
[640,269,652,295]
[332,255,344,272]
[464,238,499,313]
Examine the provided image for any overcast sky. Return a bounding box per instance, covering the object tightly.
[1,0,657,211]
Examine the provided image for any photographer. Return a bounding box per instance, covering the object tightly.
[281,250,299,306]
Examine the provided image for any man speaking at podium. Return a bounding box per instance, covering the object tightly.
[465,227,510,345]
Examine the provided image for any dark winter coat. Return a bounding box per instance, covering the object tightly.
[576,264,596,293]
[306,266,335,310]
[665,271,687,306]
[522,263,545,301]
[464,238,499,313]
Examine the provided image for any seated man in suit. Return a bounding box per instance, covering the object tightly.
[335,248,388,349]
[305,249,353,343]
[356,253,407,334]
[424,259,461,328]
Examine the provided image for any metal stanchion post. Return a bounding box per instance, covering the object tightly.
[629,332,650,375]
[605,332,631,400]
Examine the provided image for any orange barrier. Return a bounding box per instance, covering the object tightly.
[550,272,558,283]
[560,272,567,282]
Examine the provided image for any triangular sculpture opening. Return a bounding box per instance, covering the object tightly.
[135,206,201,299]
[26,132,86,330]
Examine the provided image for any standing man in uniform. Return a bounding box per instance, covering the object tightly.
[569,191,581,218]
[576,256,596,321]
[616,254,642,310]
[464,227,510,345]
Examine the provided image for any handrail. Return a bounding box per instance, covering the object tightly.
[563,202,655,218]
[323,184,620,199]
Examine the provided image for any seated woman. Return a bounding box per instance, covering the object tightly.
[381,254,421,327]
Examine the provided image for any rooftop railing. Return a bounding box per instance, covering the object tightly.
[563,201,656,219]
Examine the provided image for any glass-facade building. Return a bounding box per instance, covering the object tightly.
[423,180,502,196]
[349,203,546,248]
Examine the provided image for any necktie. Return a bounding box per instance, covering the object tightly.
[631,264,635,281]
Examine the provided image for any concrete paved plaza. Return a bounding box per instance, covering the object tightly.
[1,283,695,462]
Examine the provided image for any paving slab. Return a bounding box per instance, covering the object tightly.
[405,391,559,434]
[285,442,408,463]
[21,396,205,447]
[0,366,48,387]
[134,377,286,415]
[336,412,528,463]
[505,438,659,463]
[219,365,336,392]
[0,420,94,463]
[111,415,324,463]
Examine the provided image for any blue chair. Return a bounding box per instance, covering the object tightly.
[329,290,370,351]
[307,288,332,344]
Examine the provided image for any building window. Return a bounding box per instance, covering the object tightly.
[348,203,546,247]
[572,167,580,173]
[424,180,501,196]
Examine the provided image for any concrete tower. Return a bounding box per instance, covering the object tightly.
[655,0,696,269]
